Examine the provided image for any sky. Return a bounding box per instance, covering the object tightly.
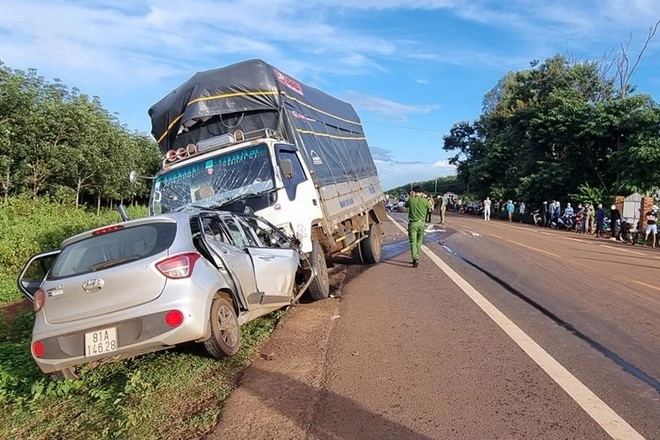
[1,1,659,191]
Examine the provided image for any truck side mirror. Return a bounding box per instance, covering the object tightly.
[279,159,294,180]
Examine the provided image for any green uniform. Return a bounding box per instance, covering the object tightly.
[439,195,447,225]
[405,195,432,262]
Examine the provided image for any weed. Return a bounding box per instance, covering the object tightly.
[0,197,288,438]
[0,310,287,439]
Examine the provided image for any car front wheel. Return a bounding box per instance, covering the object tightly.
[204,296,241,358]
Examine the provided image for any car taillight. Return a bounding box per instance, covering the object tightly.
[33,341,45,358]
[165,310,184,327]
[92,224,124,236]
[156,252,201,279]
[34,288,46,312]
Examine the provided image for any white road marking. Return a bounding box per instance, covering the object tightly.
[599,245,645,256]
[505,239,561,258]
[633,280,660,293]
[388,215,645,440]
[564,237,591,243]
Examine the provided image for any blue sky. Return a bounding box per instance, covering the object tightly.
[1,1,659,190]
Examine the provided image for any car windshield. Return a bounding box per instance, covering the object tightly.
[151,144,275,214]
[49,223,176,279]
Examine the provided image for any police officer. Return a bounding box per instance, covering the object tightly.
[405,186,433,268]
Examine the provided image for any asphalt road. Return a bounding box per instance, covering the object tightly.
[208,212,659,440]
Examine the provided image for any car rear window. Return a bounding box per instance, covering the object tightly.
[49,223,177,279]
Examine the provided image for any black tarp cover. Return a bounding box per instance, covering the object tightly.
[148,59,379,187]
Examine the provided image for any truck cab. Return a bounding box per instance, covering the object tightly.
[148,129,322,254]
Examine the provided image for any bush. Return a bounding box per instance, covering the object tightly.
[0,196,148,305]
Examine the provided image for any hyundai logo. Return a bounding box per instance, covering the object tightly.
[82,278,105,293]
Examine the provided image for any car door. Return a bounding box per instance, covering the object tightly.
[200,214,261,310]
[17,250,61,302]
[235,215,299,307]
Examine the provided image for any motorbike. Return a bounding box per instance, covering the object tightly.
[618,219,634,243]
[532,209,544,226]
[551,214,577,231]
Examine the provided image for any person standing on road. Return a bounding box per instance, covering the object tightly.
[588,203,596,234]
[405,186,433,268]
[483,197,491,221]
[610,204,621,241]
[549,200,558,226]
[644,205,658,248]
[542,201,549,227]
[519,201,526,223]
[581,203,590,234]
[438,193,447,225]
[425,194,434,223]
[595,203,605,238]
[506,200,515,222]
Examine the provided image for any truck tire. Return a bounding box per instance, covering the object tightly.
[204,296,241,358]
[359,223,382,264]
[306,241,330,301]
[351,244,365,264]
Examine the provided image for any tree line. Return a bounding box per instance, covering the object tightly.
[0,60,162,210]
[443,50,660,207]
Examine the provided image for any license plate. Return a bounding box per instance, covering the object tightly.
[84,327,118,357]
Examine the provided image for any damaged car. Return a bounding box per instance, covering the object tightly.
[17,209,306,379]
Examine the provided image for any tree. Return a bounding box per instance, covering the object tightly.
[442,53,660,206]
[0,59,163,209]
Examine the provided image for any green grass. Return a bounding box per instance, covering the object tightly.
[0,197,287,438]
[0,309,285,440]
[0,196,148,305]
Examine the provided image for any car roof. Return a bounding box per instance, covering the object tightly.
[59,209,264,248]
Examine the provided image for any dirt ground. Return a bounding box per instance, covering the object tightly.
[205,223,405,439]
[0,299,31,323]
[206,213,659,440]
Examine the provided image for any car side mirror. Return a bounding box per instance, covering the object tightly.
[279,159,294,180]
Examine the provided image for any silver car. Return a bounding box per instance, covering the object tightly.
[18,210,301,379]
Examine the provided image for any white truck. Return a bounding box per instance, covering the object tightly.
[145,59,386,300]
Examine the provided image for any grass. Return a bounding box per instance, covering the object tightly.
[0,197,287,439]
[0,309,285,440]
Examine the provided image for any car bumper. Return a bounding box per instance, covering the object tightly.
[31,289,211,374]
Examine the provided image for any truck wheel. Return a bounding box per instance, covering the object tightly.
[359,223,382,264]
[204,296,241,358]
[51,367,78,381]
[351,241,365,264]
[306,241,330,301]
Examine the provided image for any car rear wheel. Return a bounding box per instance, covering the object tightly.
[204,296,241,358]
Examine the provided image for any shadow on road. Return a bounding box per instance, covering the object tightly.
[240,366,436,440]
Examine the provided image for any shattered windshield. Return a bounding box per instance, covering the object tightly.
[151,144,275,214]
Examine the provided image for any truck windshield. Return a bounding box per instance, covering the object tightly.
[151,144,275,214]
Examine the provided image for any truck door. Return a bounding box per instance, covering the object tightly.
[275,147,307,201]
[17,250,61,302]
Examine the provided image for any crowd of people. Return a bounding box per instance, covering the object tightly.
[393,189,660,268]
[478,197,659,248]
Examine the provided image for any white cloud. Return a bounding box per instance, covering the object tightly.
[433,159,454,168]
[371,145,455,189]
[375,158,455,190]
[346,91,440,120]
